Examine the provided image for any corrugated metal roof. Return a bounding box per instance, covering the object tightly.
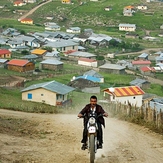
[31,49,47,55]
[7,59,29,66]
[104,86,144,97]
[0,49,10,55]
[0,59,8,63]
[21,80,75,94]
[138,53,148,58]
[40,59,63,65]
[119,24,136,27]
[68,51,96,57]
[99,63,125,70]
[132,60,151,65]
[130,78,149,86]
[83,70,103,78]
[75,75,100,82]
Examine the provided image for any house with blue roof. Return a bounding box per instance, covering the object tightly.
[150,98,163,112]
[21,80,75,106]
[138,53,148,60]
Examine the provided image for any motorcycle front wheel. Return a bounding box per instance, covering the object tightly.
[89,134,95,163]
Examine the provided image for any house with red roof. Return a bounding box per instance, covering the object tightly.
[78,57,98,67]
[14,0,26,6]
[140,66,155,75]
[0,49,11,58]
[20,18,33,24]
[131,60,151,69]
[7,59,35,72]
[103,86,145,107]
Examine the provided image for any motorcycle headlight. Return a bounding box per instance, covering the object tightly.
[89,117,95,125]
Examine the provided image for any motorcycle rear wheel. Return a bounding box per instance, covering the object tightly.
[89,134,95,163]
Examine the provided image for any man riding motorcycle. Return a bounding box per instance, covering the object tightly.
[78,95,108,150]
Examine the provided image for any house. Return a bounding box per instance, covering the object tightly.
[0,49,11,58]
[7,39,25,48]
[20,18,33,24]
[125,32,139,39]
[150,98,163,111]
[119,24,136,32]
[62,0,71,4]
[123,5,135,16]
[43,39,78,52]
[45,25,61,31]
[142,93,156,108]
[140,66,155,75]
[24,0,37,3]
[155,54,163,63]
[21,80,75,106]
[21,54,39,61]
[17,35,40,47]
[137,4,148,10]
[130,78,150,89]
[66,27,81,34]
[103,86,145,107]
[99,63,126,74]
[123,10,133,16]
[132,60,151,69]
[0,59,9,68]
[14,0,26,6]
[43,51,60,60]
[7,59,35,72]
[138,53,148,60]
[78,58,97,67]
[67,51,96,60]
[68,78,100,93]
[31,49,47,57]
[40,59,63,71]
[104,6,112,11]
[83,69,104,83]
[87,35,113,47]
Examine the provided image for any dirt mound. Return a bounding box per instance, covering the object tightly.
[68,78,99,89]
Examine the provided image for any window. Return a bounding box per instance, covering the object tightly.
[41,94,44,96]
[133,96,135,99]
[28,93,32,99]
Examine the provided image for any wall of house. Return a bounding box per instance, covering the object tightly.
[41,64,63,71]
[112,95,143,107]
[99,68,126,74]
[22,88,57,106]
[8,63,35,72]
[78,61,97,67]
[0,53,11,58]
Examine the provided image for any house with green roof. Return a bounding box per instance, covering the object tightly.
[21,80,75,106]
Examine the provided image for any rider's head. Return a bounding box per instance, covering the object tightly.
[90,95,97,107]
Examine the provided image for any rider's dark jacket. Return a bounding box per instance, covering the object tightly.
[79,104,106,127]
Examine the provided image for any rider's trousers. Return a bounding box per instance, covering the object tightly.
[81,122,103,144]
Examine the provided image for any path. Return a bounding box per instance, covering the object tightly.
[1,109,163,163]
[18,0,52,20]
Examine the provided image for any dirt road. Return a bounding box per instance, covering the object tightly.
[1,109,163,163]
[18,0,52,20]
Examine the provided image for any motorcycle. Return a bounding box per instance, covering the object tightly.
[80,112,104,163]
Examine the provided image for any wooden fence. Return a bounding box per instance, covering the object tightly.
[103,101,163,130]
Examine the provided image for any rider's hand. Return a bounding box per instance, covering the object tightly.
[103,112,108,117]
[78,113,83,118]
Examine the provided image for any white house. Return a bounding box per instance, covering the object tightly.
[103,86,145,107]
[119,24,136,32]
[66,27,81,34]
[78,57,97,67]
[137,5,148,10]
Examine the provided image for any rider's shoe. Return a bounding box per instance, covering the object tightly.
[81,143,87,150]
[97,143,103,149]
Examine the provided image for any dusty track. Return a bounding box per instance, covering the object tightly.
[0,109,163,163]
